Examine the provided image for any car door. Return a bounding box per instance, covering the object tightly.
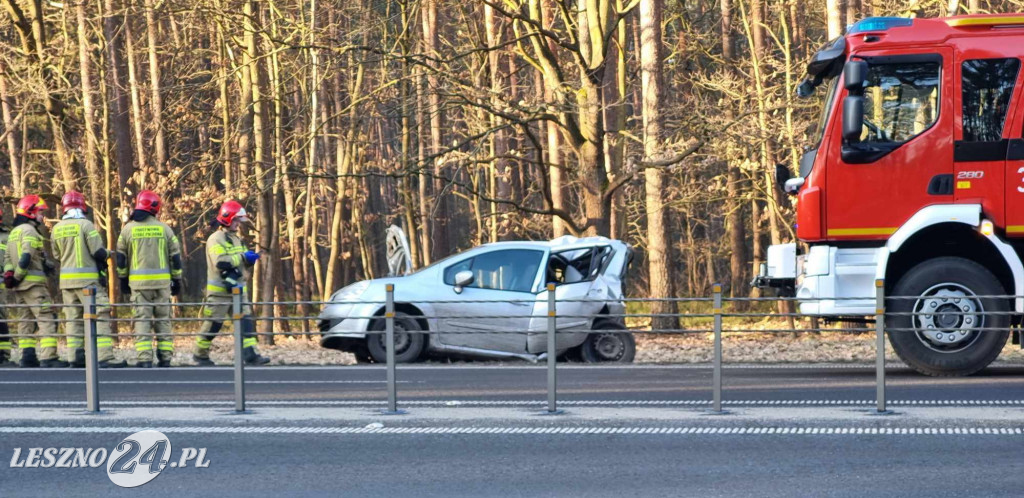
[825,48,954,240]
[527,246,611,354]
[433,249,545,353]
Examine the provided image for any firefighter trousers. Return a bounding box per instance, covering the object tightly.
[13,286,59,360]
[0,293,11,357]
[195,294,255,359]
[131,288,173,362]
[62,287,115,362]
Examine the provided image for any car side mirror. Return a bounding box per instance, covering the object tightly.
[453,270,474,294]
[842,95,864,144]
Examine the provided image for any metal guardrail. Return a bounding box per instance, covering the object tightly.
[1,277,1017,415]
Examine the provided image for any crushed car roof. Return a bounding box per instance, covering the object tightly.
[476,235,627,252]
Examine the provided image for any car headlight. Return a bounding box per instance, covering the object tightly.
[330,281,370,302]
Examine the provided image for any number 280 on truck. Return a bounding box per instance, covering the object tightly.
[757,14,1024,376]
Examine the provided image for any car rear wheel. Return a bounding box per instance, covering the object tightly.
[888,257,1009,377]
[367,312,426,363]
[580,320,636,363]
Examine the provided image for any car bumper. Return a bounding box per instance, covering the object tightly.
[318,302,379,348]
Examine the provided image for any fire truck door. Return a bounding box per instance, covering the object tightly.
[825,48,954,241]
[955,57,1020,227]
[1001,59,1024,237]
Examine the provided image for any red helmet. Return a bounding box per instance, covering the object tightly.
[216,200,249,227]
[16,195,48,218]
[135,190,161,215]
[61,190,88,213]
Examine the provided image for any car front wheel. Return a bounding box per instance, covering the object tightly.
[580,320,636,363]
[366,312,426,363]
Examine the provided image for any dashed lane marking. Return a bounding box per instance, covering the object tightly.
[0,380,403,385]
[0,426,1020,435]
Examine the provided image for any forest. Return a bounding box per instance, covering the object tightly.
[0,0,1018,328]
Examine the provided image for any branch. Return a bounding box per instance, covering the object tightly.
[603,138,703,202]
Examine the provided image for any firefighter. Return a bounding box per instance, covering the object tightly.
[51,191,126,368]
[2,195,65,368]
[115,191,183,368]
[0,205,12,366]
[193,200,269,366]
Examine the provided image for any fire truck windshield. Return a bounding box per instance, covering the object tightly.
[811,77,840,147]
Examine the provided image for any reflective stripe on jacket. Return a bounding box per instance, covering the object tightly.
[51,218,106,289]
[116,218,183,290]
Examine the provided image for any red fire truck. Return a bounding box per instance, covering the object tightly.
[757,14,1024,376]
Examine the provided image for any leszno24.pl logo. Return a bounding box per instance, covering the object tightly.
[9,430,209,488]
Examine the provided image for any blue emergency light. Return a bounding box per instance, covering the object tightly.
[848,17,914,34]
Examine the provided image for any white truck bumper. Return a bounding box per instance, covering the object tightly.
[764,243,883,317]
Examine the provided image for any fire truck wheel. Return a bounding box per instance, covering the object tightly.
[887,257,1009,377]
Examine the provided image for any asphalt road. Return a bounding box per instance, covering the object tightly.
[2,363,1024,406]
[2,364,1023,496]
[2,427,1023,497]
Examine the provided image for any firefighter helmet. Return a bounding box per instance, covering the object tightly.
[16,195,48,219]
[216,200,249,227]
[135,190,162,215]
[61,190,88,213]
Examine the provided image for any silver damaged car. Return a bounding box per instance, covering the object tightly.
[319,227,635,363]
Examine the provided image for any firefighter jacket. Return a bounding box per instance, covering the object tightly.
[51,218,107,289]
[3,223,50,291]
[0,228,9,297]
[205,228,252,297]
[116,218,183,290]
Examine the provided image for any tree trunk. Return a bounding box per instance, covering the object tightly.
[0,64,22,194]
[485,2,511,241]
[124,14,149,184]
[101,0,134,217]
[76,1,101,203]
[142,0,167,173]
[640,0,678,328]
[826,0,843,39]
[422,0,449,258]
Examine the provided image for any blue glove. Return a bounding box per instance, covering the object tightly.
[243,250,260,265]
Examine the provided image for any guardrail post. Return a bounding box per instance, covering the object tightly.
[232,287,245,413]
[83,288,100,413]
[712,283,723,413]
[383,284,404,415]
[546,283,560,414]
[875,279,886,413]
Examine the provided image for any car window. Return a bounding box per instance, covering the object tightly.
[443,249,544,293]
[546,246,612,285]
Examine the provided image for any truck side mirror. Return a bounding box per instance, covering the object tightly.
[842,96,864,144]
[844,60,868,93]
[774,163,791,190]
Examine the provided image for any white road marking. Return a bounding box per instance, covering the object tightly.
[0,380,403,384]
[1,399,1023,406]
[0,425,1018,435]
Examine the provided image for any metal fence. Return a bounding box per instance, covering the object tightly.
[0,279,1016,415]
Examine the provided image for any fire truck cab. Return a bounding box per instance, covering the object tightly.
[760,14,1024,376]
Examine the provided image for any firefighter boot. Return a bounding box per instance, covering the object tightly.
[41,358,69,368]
[0,350,12,367]
[192,355,215,367]
[99,359,128,368]
[19,348,39,368]
[68,349,86,368]
[135,361,153,368]
[243,346,270,365]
